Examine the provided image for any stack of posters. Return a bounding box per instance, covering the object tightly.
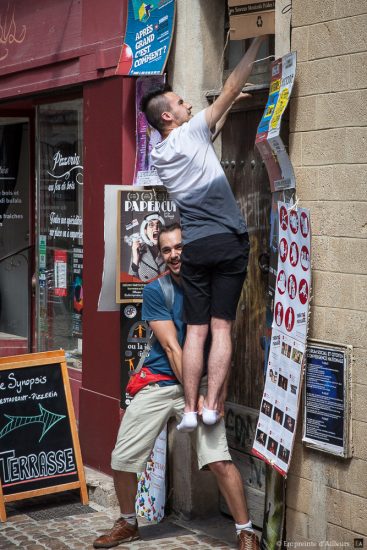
[252,203,311,476]
[255,52,296,192]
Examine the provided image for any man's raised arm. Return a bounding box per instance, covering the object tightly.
[205,35,267,130]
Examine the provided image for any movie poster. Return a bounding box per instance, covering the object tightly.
[116,186,179,302]
[116,0,175,75]
[134,76,164,186]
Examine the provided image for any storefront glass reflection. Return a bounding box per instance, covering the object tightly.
[37,100,83,368]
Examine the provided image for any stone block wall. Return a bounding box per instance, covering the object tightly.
[288,1,367,545]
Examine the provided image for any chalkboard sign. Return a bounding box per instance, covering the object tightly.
[302,340,352,458]
[0,350,88,521]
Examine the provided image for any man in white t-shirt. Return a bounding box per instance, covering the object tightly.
[141,36,266,432]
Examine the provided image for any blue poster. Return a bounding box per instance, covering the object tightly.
[117,0,175,75]
[304,345,346,454]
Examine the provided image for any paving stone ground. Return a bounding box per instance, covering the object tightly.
[0,496,239,550]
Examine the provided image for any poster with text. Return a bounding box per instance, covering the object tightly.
[117,186,179,302]
[256,52,296,192]
[116,0,175,75]
[272,202,311,343]
[252,329,305,476]
[303,343,350,457]
[121,302,151,407]
[0,123,27,257]
[134,76,164,186]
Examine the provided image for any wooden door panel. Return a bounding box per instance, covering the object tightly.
[222,107,271,410]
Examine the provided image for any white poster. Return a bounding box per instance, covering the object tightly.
[252,202,311,476]
[98,185,125,312]
[273,202,311,343]
[252,329,305,475]
[136,426,166,522]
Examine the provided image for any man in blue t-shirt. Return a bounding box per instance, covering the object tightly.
[93,224,259,550]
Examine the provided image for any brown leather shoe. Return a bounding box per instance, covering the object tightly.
[93,518,140,548]
[237,530,260,550]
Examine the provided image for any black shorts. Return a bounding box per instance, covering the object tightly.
[181,232,250,324]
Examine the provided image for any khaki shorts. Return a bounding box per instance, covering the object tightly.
[111,380,231,472]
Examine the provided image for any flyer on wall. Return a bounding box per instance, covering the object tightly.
[116,0,176,75]
[252,328,305,476]
[256,52,297,192]
[116,186,179,302]
[134,76,164,186]
[303,342,351,458]
[272,202,311,343]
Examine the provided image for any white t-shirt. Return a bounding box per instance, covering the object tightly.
[151,110,247,243]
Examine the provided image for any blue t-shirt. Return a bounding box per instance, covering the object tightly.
[142,277,185,386]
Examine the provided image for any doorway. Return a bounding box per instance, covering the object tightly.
[221,95,272,527]
[0,118,32,357]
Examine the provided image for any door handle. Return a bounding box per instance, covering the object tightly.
[258,252,270,274]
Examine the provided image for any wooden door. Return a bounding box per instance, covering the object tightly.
[222,94,271,409]
[220,93,271,528]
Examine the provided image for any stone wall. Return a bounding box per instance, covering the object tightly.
[288,2,367,544]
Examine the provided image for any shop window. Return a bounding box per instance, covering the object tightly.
[36,100,83,369]
[0,119,31,356]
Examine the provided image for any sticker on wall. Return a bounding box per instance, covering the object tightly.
[116,0,176,75]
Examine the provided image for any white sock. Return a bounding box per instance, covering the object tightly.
[202,406,220,425]
[177,412,198,432]
[120,512,136,525]
[236,520,254,535]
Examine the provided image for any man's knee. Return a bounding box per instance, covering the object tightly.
[208,460,233,477]
[186,323,209,342]
[211,317,233,333]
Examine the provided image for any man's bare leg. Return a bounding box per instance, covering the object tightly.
[113,470,137,513]
[204,317,233,416]
[93,471,139,547]
[177,323,208,431]
[208,461,249,524]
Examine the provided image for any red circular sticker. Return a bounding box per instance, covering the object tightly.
[285,307,295,332]
[299,279,309,305]
[287,274,297,300]
[275,302,284,326]
[277,270,286,295]
[301,245,310,271]
[289,210,299,234]
[280,206,288,231]
[300,212,309,238]
[289,242,299,267]
[279,238,288,263]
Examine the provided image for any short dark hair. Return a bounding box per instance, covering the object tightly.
[140,83,172,132]
[158,222,181,250]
